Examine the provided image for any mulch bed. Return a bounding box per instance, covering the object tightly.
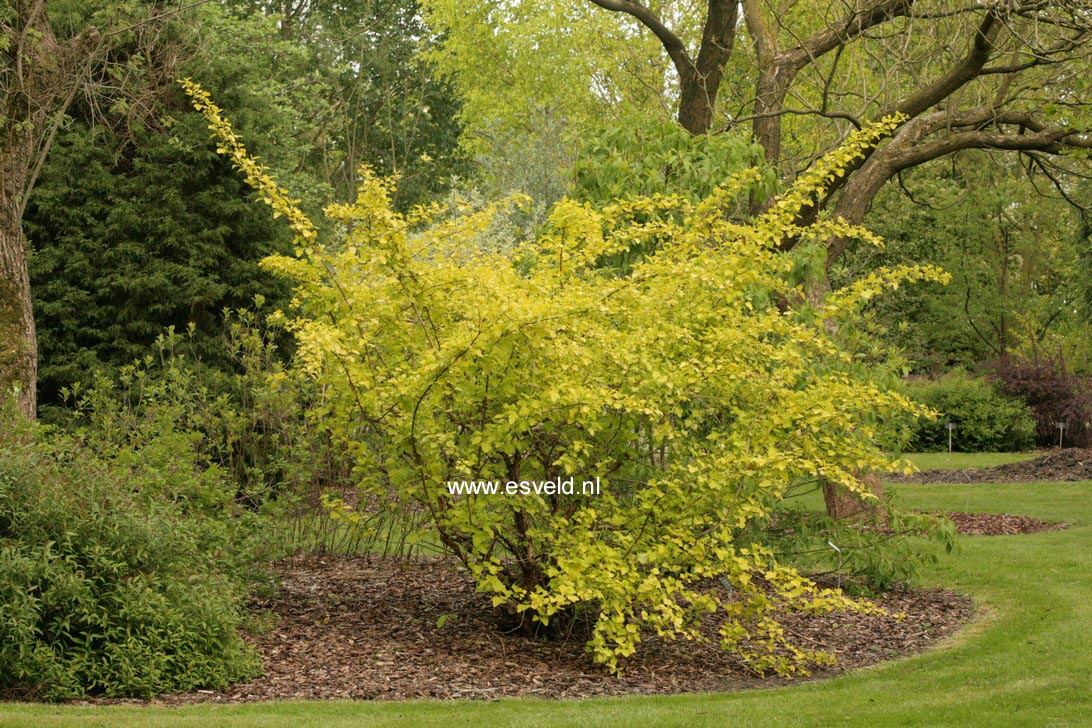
[889,448,1092,484]
[91,556,972,704]
[73,448,1085,706]
[930,511,1069,536]
[885,451,1079,536]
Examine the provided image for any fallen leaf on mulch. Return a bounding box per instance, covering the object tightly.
[79,556,974,705]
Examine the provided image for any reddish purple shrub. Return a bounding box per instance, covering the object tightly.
[987,354,1092,448]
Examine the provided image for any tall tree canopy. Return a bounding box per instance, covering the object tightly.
[429,0,1092,239]
[234,0,468,206]
[839,150,1092,371]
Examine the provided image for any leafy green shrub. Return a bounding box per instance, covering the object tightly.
[572,113,773,274]
[63,310,368,555]
[574,111,772,205]
[904,372,1036,452]
[0,408,263,700]
[70,312,316,504]
[754,497,958,594]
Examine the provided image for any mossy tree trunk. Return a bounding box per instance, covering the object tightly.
[0,199,36,418]
[2,0,100,418]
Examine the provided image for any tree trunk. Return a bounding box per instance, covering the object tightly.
[677,74,711,136]
[823,473,887,523]
[806,265,889,520]
[0,199,36,418]
[752,71,788,168]
[1,0,96,419]
[676,0,738,136]
[677,73,714,136]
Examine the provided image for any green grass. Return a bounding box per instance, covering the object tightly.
[903,451,1041,471]
[2,480,1089,727]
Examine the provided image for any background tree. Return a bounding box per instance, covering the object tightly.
[233,0,468,207]
[422,0,673,144]
[15,0,470,416]
[23,4,326,414]
[586,0,1091,228]
[420,0,678,209]
[1,0,187,418]
[429,0,1091,235]
[840,150,1091,372]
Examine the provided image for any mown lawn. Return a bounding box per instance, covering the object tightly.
[2,479,1088,727]
[902,451,1040,471]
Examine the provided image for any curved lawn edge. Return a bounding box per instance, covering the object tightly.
[1,481,1088,727]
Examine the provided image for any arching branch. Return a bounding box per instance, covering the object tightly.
[587,0,694,82]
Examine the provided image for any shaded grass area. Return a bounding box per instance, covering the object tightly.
[903,451,1040,471]
[1,481,1088,727]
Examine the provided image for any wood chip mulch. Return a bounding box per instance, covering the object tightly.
[91,556,973,705]
[889,448,1092,484]
[929,511,1069,536]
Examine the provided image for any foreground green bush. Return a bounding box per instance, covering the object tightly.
[905,372,1036,452]
[0,410,262,700]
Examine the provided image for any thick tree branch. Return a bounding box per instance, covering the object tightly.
[743,0,921,168]
[893,126,1084,170]
[587,0,694,82]
[678,0,739,133]
[783,0,916,70]
[890,10,1001,119]
[590,0,741,133]
[741,0,777,62]
[806,14,1010,221]
[825,112,1088,261]
[582,0,1092,263]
